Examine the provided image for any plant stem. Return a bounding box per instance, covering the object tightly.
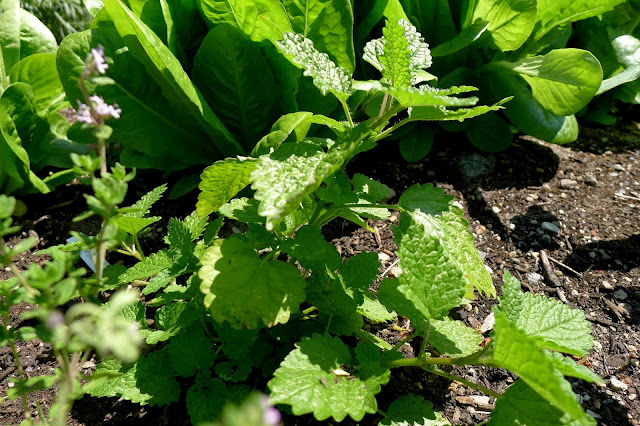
[429,367,502,400]
[373,118,411,142]
[7,333,31,421]
[340,100,355,128]
[419,323,430,361]
[302,306,318,315]
[133,234,145,259]
[390,332,419,351]
[0,239,38,297]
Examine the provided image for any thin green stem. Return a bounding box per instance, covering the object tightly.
[0,239,38,297]
[374,118,412,142]
[419,329,430,361]
[376,93,391,121]
[302,306,318,315]
[8,334,31,420]
[429,367,502,400]
[340,100,355,128]
[133,234,145,259]
[339,203,399,210]
[324,313,334,334]
[390,332,419,352]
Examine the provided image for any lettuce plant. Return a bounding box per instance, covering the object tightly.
[0,0,85,195]
[73,18,601,425]
[353,0,628,157]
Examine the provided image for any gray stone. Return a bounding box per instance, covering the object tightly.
[491,206,501,214]
[614,289,628,300]
[560,178,578,189]
[600,281,615,291]
[609,376,628,392]
[585,173,598,187]
[528,272,544,287]
[613,164,625,171]
[458,153,493,180]
[541,221,560,234]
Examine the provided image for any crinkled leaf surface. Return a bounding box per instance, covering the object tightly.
[407,99,509,122]
[282,0,355,72]
[483,310,592,424]
[168,325,215,377]
[489,379,595,426]
[128,184,167,217]
[498,270,593,356]
[380,394,450,426]
[545,351,603,383]
[118,250,172,284]
[358,292,397,323]
[186,372,227,425]
[283,224,342,271]
[428,317,483,357]
[268,334,390,421]
[359,81,479,108]
[503,49,603,116]
[197,157,258,216]
[199,237,305,329]
[399,184,494,297]
[85,351,181,406]
[276,33,353,101]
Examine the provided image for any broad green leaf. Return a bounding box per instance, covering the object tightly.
[498,271,594,356]
[276,33,353,102]
[598,63,640,95]
[0,83,49,195]
[534,0,625,43]
[192,24,280,151]
[307,266,360,317]
[399,125,434,162]
[103,0,242,153]
[143,300,202,344]
[341,252,380,291]
[187,373,227,424]
[466,113,513,152]
[9,54,66,115]
[252,111,313,156]
[168,325,215,377]
[218,198,263,223]
[282,0,355,72]
[117,250,172,284]
[197,0,292,42]
[431,20,490,57]
[398,184,494,297]
[123,0,169,45]
[85,351,181,406]
[357,292,397,323]
[407,98,509,122]
[352,174,392,201]
[489,379,596,426]
[17,10,57,58]
[380,394,450,426]
[545,351,603,383]
[482,310,592,424]
[250,142,329,231]
[198,237,306,329]
[428,317,483,357]
[364,19,432,87]
[485,69,578,143]
[360,81,479,108]
[472,0,537,51]
[197,157,259,217]
[57,30,231,171]
[114,216,160,235]
[377,213,468,329]
[268,334,390,421]
[498,49,603,116]
[127,183,167,218]
[284,224,342,271]
[0,0,21,82]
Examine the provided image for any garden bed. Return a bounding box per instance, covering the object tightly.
[1,117,640,425]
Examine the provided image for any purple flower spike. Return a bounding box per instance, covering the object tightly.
[85,44,109,76]
[77,96,122,125]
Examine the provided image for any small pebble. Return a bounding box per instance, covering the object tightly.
[491,206,501,214]
[586,410,602,419]
[541,221,560,234]
[560,178,578,189]
[629,394,637,401]
[508,223,516,231]
[378,252,391,262]
[560,192,567,198]
[528,272,544,287]
[388,215,397,223]
[613,164,625,171]
[614,289,628,300]
[600,281,615,291]
[585,173,598,186]
[609,376,628,392]
[389,266,403,277]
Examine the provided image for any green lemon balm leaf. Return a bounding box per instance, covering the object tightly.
[428,317,483,357]
[268,334,390,422]
[483,310,592,424]
[198,238,306,329]
[489,379,596,426]
[380,394,450,426]
[545,351,603,383]
[399,184,494,298]
[197,157,259,217]
[498,271,593,356]
[276,33,353,102]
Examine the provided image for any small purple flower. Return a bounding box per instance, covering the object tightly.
[77,96,122,125]
[261,395,281,425]
[85,44,109,75]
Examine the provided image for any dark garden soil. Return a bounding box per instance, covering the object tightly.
[2,115,640,425]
